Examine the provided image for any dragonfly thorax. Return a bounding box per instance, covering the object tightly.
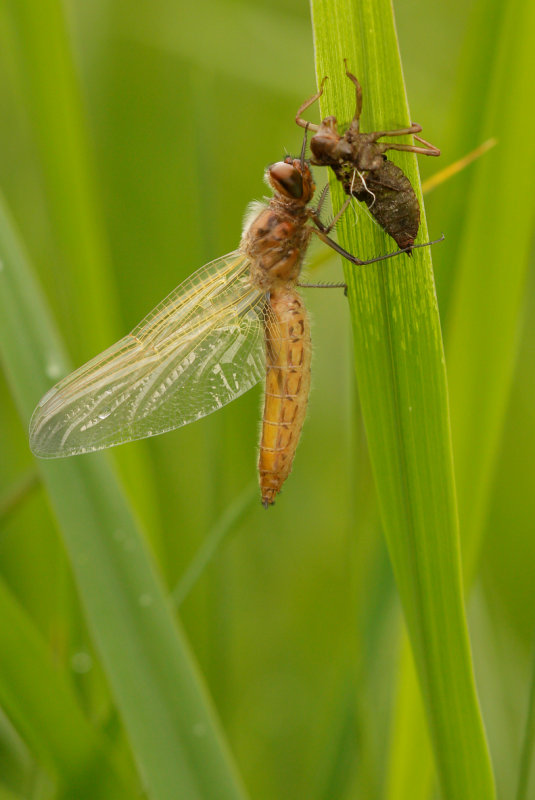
[244,205,311,290]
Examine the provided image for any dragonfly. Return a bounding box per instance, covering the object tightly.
[296,63,440,252]
[29,140,439,507]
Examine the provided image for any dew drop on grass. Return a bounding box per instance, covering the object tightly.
[71,651,93,674]
[46,360,62,380]
[138,593,153,608]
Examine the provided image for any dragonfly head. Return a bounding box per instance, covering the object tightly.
[267,157,315,205]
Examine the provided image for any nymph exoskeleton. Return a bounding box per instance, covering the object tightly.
[296,64,440,252]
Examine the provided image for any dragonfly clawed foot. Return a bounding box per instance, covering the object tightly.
[297,282,347,291]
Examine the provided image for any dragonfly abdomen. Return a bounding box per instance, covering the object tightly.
[259,288,311,508]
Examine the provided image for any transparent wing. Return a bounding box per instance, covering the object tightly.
[30,251,268,457]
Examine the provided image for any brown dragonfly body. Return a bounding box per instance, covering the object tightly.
[29,151,433,507]
[258,288,310,507]
[242,167,315,505]
[296,66,440,252]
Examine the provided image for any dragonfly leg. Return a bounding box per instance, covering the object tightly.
[299,125,309,168]
[414,134,441,156]
[311,227,444,265]
[309,194,353,236]
[368,125,441,157]
[295,77,328,131]
[310,183,330,218]
[310,184,359,237]
[323,196,353,233]
[343,61,363,129]
[370,123,423,140]
[298,281,347,291]
[375,139,441,157]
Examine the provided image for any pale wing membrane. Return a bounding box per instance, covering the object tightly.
[30,252,269,457]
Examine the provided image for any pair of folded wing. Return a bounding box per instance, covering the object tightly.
[29,251,276,458]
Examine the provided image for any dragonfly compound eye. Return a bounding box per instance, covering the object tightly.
[269,162,303,199]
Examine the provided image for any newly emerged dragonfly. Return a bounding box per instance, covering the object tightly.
[296,64,440,252]
[30,144,438,507]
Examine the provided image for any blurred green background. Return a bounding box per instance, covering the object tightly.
[0,0,534,798]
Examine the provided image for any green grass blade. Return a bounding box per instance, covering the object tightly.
[0,194,248,799]
[3,0,117,354]
[0,708,32,799]
[0,786,24,800]
[2,0,161,541]
[387,638,432,799]
[516,643,535,800]
[0,469,39,526]
[446,0,535,574]
[124,0,312,97]
[172,480,257,608]
[0,579,134,798]
[387,0,535,793]
[309,1,495,797]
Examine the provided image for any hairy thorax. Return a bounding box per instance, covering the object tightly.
[242,199,312,291]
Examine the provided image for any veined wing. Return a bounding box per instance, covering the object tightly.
[29,251,267,457]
